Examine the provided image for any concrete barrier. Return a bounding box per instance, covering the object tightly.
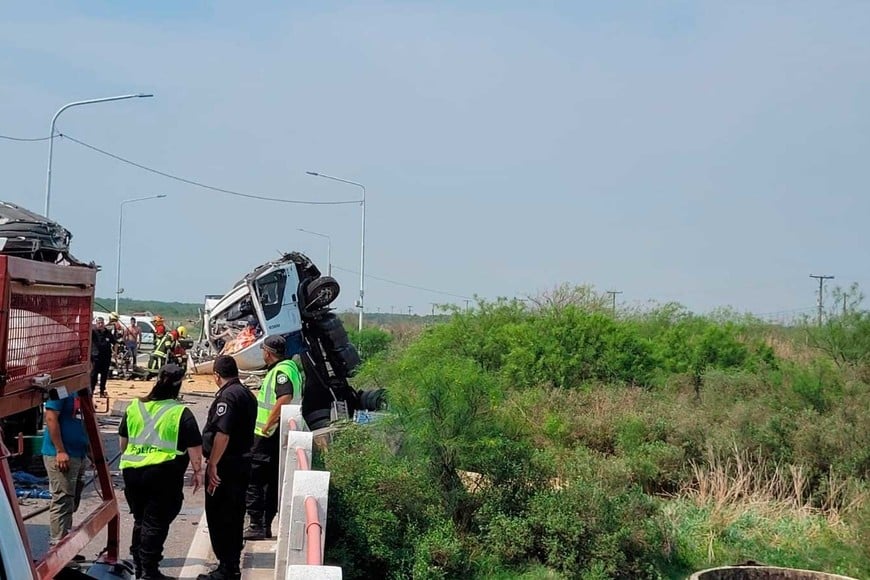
[278,404,306,498]
[284,471,330,567]
[689,566,858,580]
[285,565,343,579]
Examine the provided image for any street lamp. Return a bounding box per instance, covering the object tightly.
[297,228,332,277]
[307,171,366,332]
[44,93,154,217]
[116,195,166,313]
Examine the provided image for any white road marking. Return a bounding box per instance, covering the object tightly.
[178,509,213,579]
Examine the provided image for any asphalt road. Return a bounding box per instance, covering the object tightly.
[22,386,215,578]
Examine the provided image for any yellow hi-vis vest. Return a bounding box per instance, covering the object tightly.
[153,333,174,358]
[119,399,185,469]
[255,359,301,437]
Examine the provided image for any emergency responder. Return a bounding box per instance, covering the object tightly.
[172,326,190,373]
[147,327,176,375]
[119,364,204,580]
[200,355,257,580]
[244,335,302,540]
[153,315,166,337]
[109,312,124,340]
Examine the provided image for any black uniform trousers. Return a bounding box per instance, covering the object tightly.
[205,457,251,571]
[123,462,184,571]
[246,436,280,524]
[90,356,111,393]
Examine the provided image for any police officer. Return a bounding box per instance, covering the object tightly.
[199,355,257,580]
[244,335,302,540]
[119,364,203,580]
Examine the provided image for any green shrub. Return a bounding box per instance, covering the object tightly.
[481,480,678,579]
[500,307,656,388]
[347,327,393,361]
[323,427,455,579]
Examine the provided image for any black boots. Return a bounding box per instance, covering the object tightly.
[141,568,174,579]
[243,514,268,541]
[197,564,241,580]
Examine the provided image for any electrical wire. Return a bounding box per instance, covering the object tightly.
[332,265,473,300]
[0,133,54,142]
[57,133,361,206]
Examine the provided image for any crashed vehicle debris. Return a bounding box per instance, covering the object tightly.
[189,252,374,429]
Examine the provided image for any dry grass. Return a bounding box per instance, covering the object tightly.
[681,445,867,526]
[763,332,817,365]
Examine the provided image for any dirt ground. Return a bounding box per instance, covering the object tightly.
[100,373,219,405]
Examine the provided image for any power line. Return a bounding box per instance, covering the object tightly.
[0,133,54,142]
[57,133,360,206]
[332,265,472,300]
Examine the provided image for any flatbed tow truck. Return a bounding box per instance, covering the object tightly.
[0,253,127,579]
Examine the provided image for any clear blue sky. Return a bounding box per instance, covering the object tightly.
[2,1,868,317]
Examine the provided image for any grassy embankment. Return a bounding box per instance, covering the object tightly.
[321,288,870,579]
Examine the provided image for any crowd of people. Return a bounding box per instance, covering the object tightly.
[47,332,302,580]
[89,313,190,396]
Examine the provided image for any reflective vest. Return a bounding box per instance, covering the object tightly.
[255,359,301,437]
[119,399,185,469]
[153,333,174,358]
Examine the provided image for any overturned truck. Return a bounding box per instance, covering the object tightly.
[189,252,366,429]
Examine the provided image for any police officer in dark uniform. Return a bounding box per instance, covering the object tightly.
[199,355,257,580]
[119,364,204,580]
[244,335,302,540]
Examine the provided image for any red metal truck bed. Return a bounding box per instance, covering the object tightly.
[0,254,121,579]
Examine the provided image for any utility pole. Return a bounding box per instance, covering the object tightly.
[809,274,834,327]
[605,290,623,315]
[464,299,471,312]
[407,306,413,316]
[843,294,848,316]
[430,303,437,316]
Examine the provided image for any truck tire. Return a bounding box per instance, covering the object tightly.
[302,276,340,311]
[309,313,350,349]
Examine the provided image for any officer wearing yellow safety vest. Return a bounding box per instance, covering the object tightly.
[119,364,204,580]
[243,335,302,541]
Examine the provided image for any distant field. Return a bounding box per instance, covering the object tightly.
[93,297,202,330]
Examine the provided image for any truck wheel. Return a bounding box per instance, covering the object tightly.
[302,276,340,311]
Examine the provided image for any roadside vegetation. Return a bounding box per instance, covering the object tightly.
[322,285,870,579]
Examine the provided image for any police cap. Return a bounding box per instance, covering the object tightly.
[261,335,286,355]
[159,363,186,385]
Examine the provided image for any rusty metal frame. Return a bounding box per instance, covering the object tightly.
[0,254,120,579]
[0,432,39,578]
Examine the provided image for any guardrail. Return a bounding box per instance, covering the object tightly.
[275,405,341,580]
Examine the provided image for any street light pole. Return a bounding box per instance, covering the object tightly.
[306,171,366,332]
[116,195,166,313]
[297,228,332,277]
[44,93,154,217]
